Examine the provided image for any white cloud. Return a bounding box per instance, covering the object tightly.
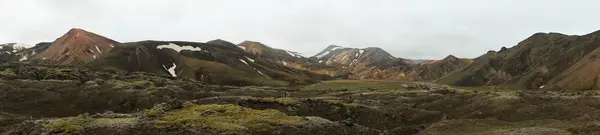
[1,0,599,59]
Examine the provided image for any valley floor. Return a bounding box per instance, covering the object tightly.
[2,76,600,134]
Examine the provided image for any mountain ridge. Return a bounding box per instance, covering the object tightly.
[32,28,119,64]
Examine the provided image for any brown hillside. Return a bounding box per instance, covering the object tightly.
[437,30,600,90]
[546,44,600,90]
[33,28,119,64]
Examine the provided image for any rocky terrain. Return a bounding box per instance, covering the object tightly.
[1,64,599,134]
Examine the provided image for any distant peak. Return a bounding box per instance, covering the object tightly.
[68,28,88,34]
[240,40,261,44]
[442,55,459,61]
[239,41,267,47]
[207,39,236,46]
[327,45,341,48]
[211,39,226,42]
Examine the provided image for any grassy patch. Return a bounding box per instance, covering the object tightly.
[41,115,138,134]
[42,115,90,134]
[157,104,305,132]
[304,80,410,90]
[243,97,300,105]
[0,68,16,76]
[87,118,137,127]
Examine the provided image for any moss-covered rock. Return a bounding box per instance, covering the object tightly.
[5,104,379,135]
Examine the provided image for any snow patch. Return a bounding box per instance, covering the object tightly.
[42,57,47,60]
[31,51,36,56]
[539,85,545,89]
[240,59,249,65]
[331,46,346,51]
[19,55,27,61]
[11,43,30,52]
[238,45,246,50]
[257,70,266,76]
[350,59,358,66]
[88,49,94,54]
[246,57,255,62]
[341,55,348,61]
[162,63,177,77]
[319,60,324,63]
[316,51,330,58]
[92,55,97,59]
[157,43,202,53]
[282,61,288,65]
[316,46,349,58]
[109,44,114,48]
[286,51,295,56]
[95,45,102,54]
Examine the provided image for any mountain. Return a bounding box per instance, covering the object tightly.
[414,55,473,81]
[311,45,398,68]
[310,45,403,79]
[206,39,239,49]
[32,28,119,64]
[0,43,29,52]
[437,30,600,90]
[0,43,29,62]
[237,41,341,76]
[308,45,471,80]
[238,41,305,61]
[0,42,50,63]
[411,59,431,64]
[88,40,330,86]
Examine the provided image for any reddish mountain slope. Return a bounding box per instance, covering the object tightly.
[310,45,471,80]
[33,28,119,64]
[437,30,600,90]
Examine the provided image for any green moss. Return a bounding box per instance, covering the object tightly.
[42,115,90,134]
[88,118,137,127]
[0,68,16,76]
[344,103,359,108]
[142,103,169,118]
[157,104,305,132]
[243,97,300,105]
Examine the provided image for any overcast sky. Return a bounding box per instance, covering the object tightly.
[1,0,599,59]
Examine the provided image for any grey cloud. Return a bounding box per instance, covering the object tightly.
[1,0,599,60]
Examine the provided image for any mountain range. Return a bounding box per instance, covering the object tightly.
[3,28,600,135]
[437,30,600,90]
[3,28,600,90]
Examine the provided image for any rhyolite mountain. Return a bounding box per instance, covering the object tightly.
[237,41,341,76]
[32,28,119,64]
[309,45,472,80]
[88,40,330,86]
[238,41,305,65]
[7,28,329,86]
[437,30,600,90]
